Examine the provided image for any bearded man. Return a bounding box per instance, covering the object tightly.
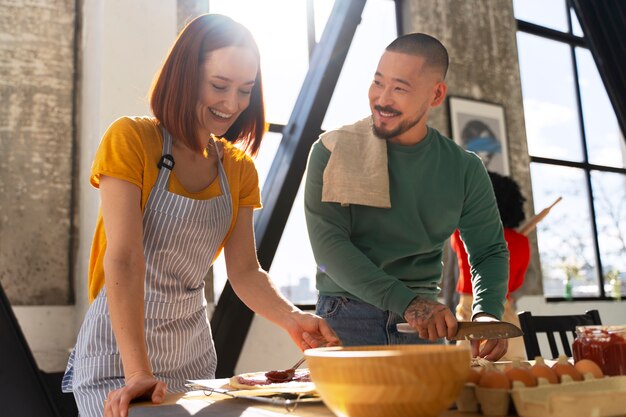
[304,33,510,361]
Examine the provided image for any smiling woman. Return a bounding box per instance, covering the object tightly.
[61,13,339,417]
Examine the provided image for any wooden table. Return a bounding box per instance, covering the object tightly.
[128,379,481,417]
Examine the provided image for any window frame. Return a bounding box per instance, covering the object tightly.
[516,2,626,302]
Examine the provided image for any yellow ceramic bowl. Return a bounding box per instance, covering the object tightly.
[305,344,471,417]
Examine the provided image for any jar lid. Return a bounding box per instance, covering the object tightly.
[575,325,626,337]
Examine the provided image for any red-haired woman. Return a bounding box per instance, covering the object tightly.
[62,14,339,417]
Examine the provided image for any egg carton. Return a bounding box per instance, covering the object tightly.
[456,374,626,417]
[511,374,626,417]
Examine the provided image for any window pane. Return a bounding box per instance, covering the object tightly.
[570,8,584,37]
[262,0,398,304]
[210,1,397,305]
[255,131,283,188]
[209,1,309,124]
[517,33,583,161]
[322,0,397,130]
[268,182,318,304]
[211,131,282,303]
[513,0,568,32]
[530,163,599,297]
[212,254,227,303]
[590,171,626,287]
[576,48,626,168]
[313,0,334,43]
[217,144,319,305]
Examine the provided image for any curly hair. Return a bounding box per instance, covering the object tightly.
[488,171,526,228]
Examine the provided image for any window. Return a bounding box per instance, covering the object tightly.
[513,0,626,299]
[209,0,398,304]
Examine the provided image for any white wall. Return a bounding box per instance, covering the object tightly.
[518,296,626,324]
[12,306,75,373]
[14,0,177,372]
[74,0,177,326]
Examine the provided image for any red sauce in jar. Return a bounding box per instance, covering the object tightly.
[573,326,626,376]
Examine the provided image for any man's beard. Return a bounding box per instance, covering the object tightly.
[371,105,427,140]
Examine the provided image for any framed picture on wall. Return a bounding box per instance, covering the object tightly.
[448,96,509,175]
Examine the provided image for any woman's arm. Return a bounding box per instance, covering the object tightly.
[99,176,166,417]
[224,207,340,350]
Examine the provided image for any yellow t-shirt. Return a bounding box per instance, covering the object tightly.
[87,116,262,302]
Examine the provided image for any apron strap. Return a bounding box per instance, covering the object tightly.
[155,130,231,204]
[155,128,174,190]
[208,138,231,201]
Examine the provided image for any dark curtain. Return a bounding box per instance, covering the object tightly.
[571,0,626,140]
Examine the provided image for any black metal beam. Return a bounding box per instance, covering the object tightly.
[516,19,586,47]
[570,0,626,142]
[394,0,405,35]
[211,0,367,378]
[530,156,626,175]
[567,4,605,297]
[267,123,284,134]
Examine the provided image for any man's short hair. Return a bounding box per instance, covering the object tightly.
[386,33,449,79]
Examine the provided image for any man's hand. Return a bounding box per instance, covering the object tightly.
[470,314,509,361]
[403,297,457,341]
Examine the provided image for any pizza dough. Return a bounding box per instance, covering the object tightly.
[229,369,313,391]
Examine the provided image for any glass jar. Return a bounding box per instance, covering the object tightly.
[572,325,626,376]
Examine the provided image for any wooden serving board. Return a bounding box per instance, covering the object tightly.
[187,379,317,396]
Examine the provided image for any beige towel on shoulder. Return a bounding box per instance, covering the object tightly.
[321,116,390,208]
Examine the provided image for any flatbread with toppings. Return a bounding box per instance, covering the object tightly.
[229,368,314,391]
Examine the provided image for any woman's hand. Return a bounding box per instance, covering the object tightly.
[470,314,509,361]
[104,371,167,417]
[285,311,342,350]
[470,338,508,361]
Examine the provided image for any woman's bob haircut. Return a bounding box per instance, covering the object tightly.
[150,14,265,156]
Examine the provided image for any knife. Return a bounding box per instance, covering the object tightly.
[396,321,523,340]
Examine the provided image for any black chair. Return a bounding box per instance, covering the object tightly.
[0,282,77,416]
[517,309,602,359]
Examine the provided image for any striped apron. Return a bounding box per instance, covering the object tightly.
[62,129,232,417]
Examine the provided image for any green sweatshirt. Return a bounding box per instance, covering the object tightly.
[304,124,509,318]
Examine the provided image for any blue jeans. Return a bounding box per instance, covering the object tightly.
[316,295,444,346]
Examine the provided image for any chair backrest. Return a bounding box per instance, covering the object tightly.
[517,310,602,359]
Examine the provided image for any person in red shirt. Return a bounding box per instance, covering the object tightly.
[451,171,530,360]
